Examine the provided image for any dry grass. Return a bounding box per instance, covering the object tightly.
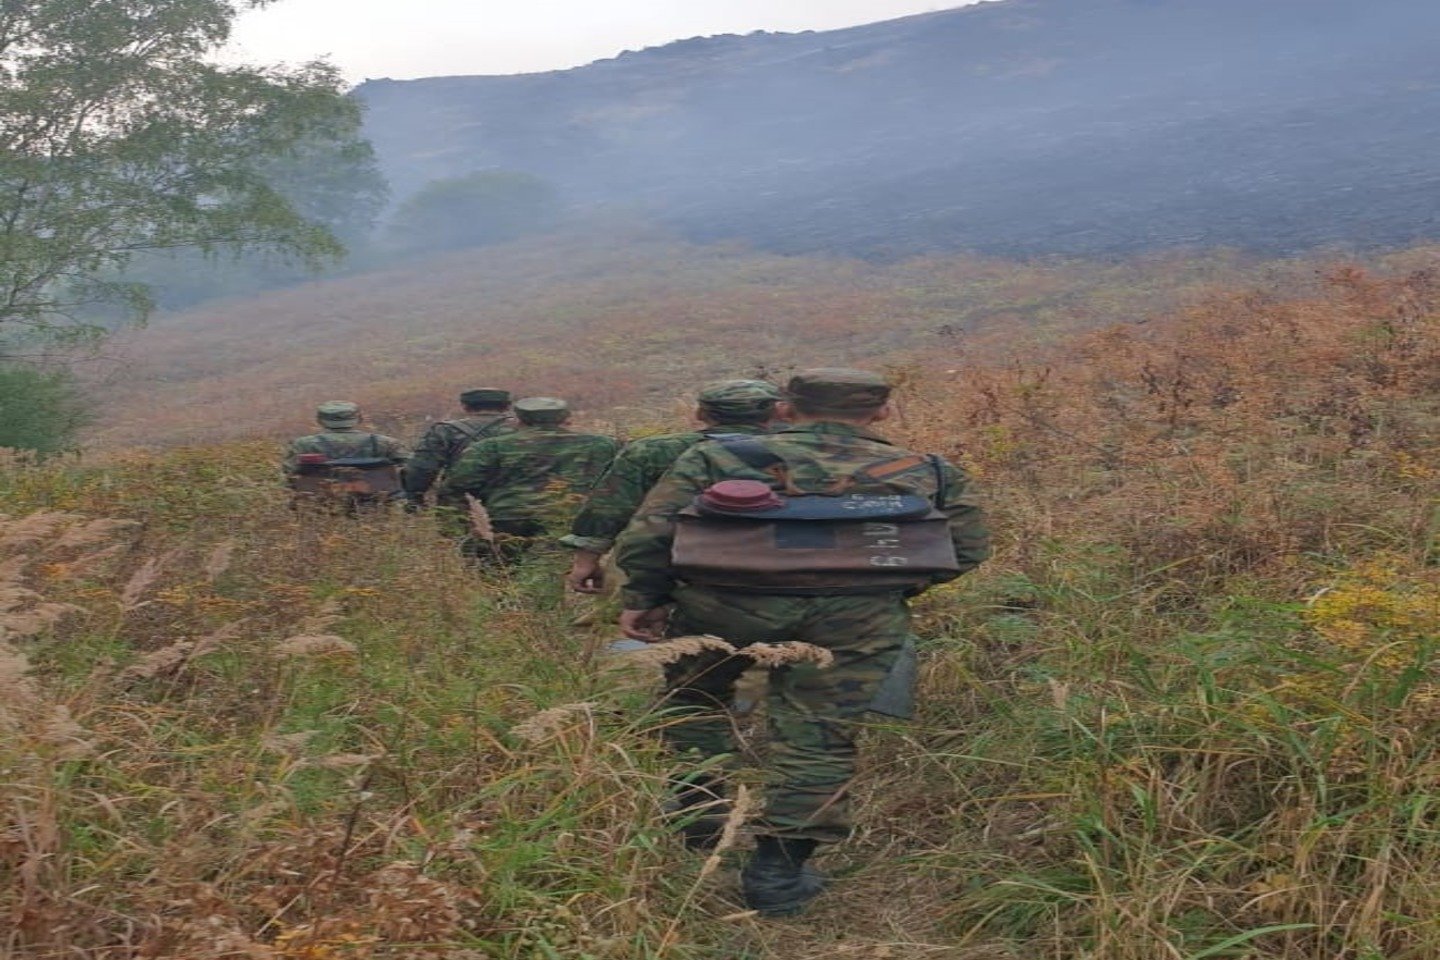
[1,252,1437,958]
[87,232,1415,450]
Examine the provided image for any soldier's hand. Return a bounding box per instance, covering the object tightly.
[566,551,606,594]
[619,607,669,643]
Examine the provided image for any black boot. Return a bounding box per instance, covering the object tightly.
[741,836,827,916]
[662,775,730,850]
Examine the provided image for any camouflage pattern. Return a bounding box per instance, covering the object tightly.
[660,586,908,843]
[560,423,767,553]
[561,379,779,552]
[613,416,990,843]
[282,427,408,475]
[403,414,516,500]
[614,421,990,609]
[784,368,891,413]
[315,400,363,428]
[513,396,571,425]
[695,379,783,420]
[440,425,621,531]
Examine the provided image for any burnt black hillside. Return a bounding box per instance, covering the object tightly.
[355,0,1440,257]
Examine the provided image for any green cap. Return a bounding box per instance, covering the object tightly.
[316,400,361,427]
[785,368,891,412]
[514,396,570,424]
[696,379,782,421]
[460,387,511,406]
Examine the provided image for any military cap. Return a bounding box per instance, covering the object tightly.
[460,387,511,406]
[785,368,892,412]
[696,379,783,419]
[316,400,361,427]
[514,396,570,424]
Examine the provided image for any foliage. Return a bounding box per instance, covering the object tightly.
[387,171,561,255]
[116,130,391,312]
[0,0,381,340]
[0,362,89,453]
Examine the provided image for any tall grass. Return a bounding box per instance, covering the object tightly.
[1,261,1437,958]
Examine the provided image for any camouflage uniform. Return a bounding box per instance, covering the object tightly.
[282,401,409,475]
[614,371,989,844]
[403,389,517,508]
[561,379,782,554]
[441,397,620,546]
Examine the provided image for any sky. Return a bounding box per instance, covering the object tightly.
[227,0,976,82]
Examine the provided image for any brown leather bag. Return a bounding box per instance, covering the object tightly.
[670,452,960,591]
[290,458,401,497]
[290,435,401,499]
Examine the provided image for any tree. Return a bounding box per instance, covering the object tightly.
[115,130,390,311]
[0,362,88,453]
[0,0,383,342]
[387,171,560,255]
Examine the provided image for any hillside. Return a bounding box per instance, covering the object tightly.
[5,263,1437,958]
[88,233,1350,448]
[355,0,1440,257]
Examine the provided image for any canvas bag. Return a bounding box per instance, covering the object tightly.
[290,436,401,498]
[670,436,959,591]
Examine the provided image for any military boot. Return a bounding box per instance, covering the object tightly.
[741,836,827,916]
[662,774,730,850]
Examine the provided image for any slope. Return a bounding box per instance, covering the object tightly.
[91,231,1311,448]
[355,0,1440,257]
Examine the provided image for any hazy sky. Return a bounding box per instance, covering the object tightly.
[227,1,975,81]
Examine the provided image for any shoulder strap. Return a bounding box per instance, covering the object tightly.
[449,420,484,442]
[714,435,785,473]
[369,434,380,457]
[929,454,946,510]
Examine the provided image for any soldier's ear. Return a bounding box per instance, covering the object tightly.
[868,402,895,424]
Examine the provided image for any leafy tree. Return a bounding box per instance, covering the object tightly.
[0,0,383,341]
[0,362,89,453]
[387,171,560,254]
[117,131,390,311]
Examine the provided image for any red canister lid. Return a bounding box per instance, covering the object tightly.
[700,479,784,512]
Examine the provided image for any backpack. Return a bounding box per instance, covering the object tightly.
[669,436,959,592]
[445,416,511,463]
[289,435,401,500]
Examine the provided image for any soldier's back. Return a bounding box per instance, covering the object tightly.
[461,427,620,525]
[288,429,406,462]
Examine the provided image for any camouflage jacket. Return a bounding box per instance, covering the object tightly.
[282,429,409,475]
[560,423,768,553]
[441,426,621,527]
[613,421,991,609]
[402,414,516,497]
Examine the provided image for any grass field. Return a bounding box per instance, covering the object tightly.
[4,253,1438,958]
[88,231,1421,450]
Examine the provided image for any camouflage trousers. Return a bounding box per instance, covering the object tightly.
[661,585,908,844]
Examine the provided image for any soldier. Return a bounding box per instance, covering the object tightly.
[402,388,515,511]
[441,397,620,559]
[560,379,782,593]
[613,368,990,916]
[283,401,410,512]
